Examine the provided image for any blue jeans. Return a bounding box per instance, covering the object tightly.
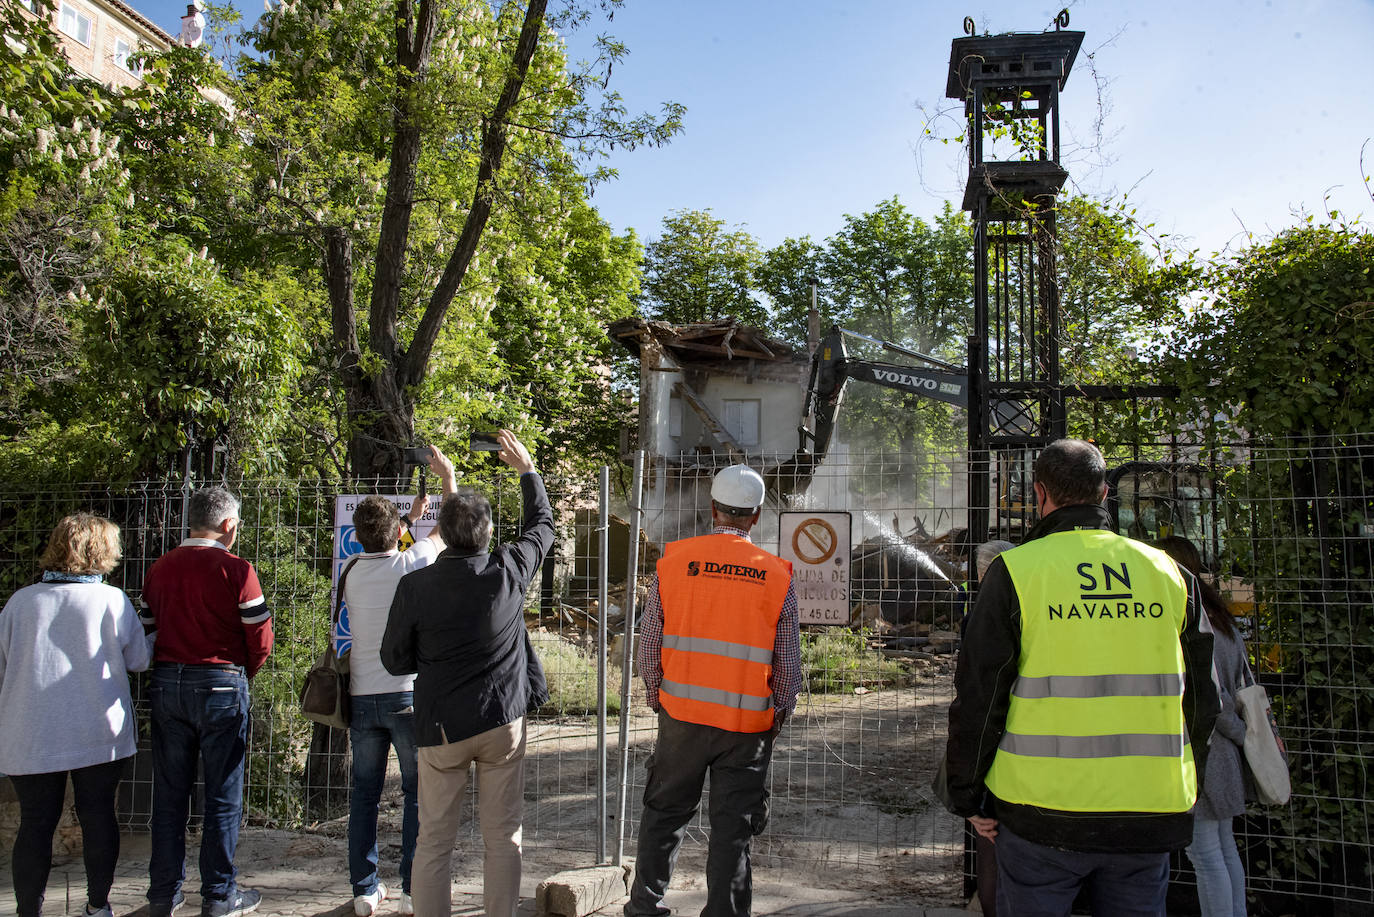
[995,825,1168,917]
[147,665,249,906]
[349,692,420,897]
[1187,815,1247,917]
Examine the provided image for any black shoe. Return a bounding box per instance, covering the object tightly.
[148,891,185,917]
[201,888,261,917]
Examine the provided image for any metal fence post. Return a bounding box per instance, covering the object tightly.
[615,450,645,865]
[597,464,610,863]
[179,421,196,540]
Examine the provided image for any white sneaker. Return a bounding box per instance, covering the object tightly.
[85,905,114,917]
[397,892,413,915]
[354,883,388,917]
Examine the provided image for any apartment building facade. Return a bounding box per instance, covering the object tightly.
[22,0,178,89]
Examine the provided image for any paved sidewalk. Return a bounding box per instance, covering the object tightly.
[3,828,968,917]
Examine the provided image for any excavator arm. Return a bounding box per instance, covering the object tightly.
[800,326,969,457]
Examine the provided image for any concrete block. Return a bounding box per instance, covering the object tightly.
[535,863,632,917]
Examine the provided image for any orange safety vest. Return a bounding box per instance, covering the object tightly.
[655,533,792,733]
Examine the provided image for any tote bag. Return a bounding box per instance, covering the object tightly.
[1236,659,1291,806]
[299,558,359,730]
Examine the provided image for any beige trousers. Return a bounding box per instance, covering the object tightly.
[411,717,526,917]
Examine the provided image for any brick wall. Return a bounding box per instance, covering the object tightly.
[34,0,168,89]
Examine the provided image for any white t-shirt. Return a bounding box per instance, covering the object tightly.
[343,539,440,695]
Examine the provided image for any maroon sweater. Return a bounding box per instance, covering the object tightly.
[141,538,273,677]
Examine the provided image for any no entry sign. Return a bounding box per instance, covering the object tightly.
[779,511,852,625]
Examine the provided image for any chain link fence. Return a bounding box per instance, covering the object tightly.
[620,446,968,897]
[981,433,1374,912]
[1,433,1370,909]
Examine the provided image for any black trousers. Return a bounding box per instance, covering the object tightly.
[627,711,774,917]
[976,831,999,917]
[9,758,126,917]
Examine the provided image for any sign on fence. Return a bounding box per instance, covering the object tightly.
[778,511,851,626]
[330,494,438,652]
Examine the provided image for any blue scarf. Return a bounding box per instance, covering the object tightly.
[41,571,103,584]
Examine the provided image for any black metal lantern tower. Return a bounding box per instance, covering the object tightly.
[948,18,1084,542]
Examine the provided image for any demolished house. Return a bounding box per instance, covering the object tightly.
[608,316,814,544]
[608,315,967,634]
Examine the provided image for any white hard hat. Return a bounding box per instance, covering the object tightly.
[711,464,766,512]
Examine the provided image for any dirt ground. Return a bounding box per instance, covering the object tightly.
[0,669,966,913]
[297,659,967,908]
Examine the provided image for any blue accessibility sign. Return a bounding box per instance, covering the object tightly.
[338,524,365,558]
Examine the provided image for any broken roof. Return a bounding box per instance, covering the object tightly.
[608,316,804,364]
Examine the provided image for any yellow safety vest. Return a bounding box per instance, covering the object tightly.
[984,529,1196,813]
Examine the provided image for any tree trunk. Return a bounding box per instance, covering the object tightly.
[337,0,549,479]
[304,723,351,820]
[325,222,417,480]
[347,369,416,480]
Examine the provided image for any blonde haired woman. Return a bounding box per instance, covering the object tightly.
[0,513,151,917]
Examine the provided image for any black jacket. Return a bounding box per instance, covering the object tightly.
[934,504,1221,853]
[381,472,554,746]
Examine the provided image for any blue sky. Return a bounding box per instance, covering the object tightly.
[138,0,1374,257]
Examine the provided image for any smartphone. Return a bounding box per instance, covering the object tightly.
[402,445,433,465]
[470,432,502,452]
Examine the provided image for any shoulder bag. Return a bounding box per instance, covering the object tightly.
[1235,655,1291,805]
[299,558,360,730]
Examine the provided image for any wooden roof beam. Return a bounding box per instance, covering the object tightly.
[673,381,747,460]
